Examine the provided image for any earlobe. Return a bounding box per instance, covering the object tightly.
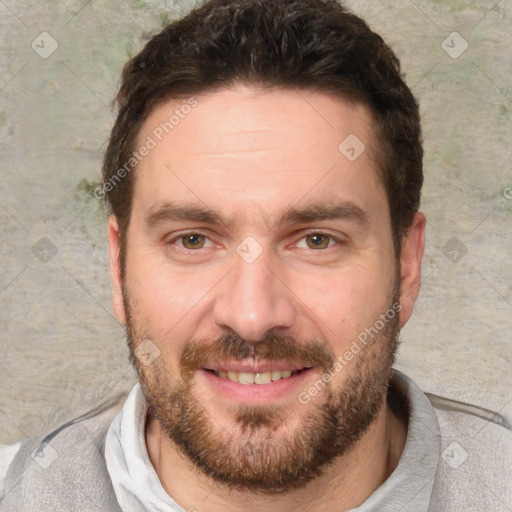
[108,215,127,325]
[398,211,426,329]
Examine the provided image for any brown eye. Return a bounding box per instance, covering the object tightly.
[181,234,206,249]
[305,233,331,249]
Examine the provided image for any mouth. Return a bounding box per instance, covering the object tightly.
[198,362,314,404]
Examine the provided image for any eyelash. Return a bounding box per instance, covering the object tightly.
[166,229,345,252]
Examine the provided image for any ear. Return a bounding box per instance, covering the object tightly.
[398,211,426,328]
[108,215,126,325]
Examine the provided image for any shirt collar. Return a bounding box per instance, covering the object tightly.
[105,382,181,512]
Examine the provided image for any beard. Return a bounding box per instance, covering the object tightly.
[123,282,400,494]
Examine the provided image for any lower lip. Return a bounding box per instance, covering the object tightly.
[197,369,313,404]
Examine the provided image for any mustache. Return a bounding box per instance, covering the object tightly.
[180,331,335,378]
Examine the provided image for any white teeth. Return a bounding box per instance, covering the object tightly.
[215,369,297,384]
[227,371,238,383]
[271,370,282,381]
[238,371,254,384]
[254,371,272,384]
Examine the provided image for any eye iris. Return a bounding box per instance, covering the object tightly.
[182,234,205,249]
[306,233,329,249]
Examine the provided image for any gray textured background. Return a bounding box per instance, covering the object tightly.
[0,0,511,445]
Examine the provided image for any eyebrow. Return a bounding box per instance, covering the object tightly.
[144,200,369,232]
[145,202,229,231]
[276,202,369,228]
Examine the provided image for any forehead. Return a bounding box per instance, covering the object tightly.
[131,84,387,227]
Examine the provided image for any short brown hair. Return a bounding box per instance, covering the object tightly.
[102,0,423,268]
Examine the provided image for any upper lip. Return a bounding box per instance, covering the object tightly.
[202,360,311,373]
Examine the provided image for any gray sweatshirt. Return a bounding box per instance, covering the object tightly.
[1,370,510,511]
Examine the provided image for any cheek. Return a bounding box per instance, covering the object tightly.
[125,252,218,341]
[296,263,395,347]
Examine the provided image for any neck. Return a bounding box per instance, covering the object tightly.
[146,400,407,512]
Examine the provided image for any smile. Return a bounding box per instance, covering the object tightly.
[199,365,313,404]
[212,369,304,384]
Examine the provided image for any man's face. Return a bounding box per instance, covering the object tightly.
[110,85,412,492]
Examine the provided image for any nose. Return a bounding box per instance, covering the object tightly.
[212,243,296,341]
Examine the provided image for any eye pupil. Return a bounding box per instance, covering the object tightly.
[307,233,329,249]
[182,234,205,249]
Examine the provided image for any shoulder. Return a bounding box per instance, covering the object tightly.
[1,391,129,512]
[427,393,512,511]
